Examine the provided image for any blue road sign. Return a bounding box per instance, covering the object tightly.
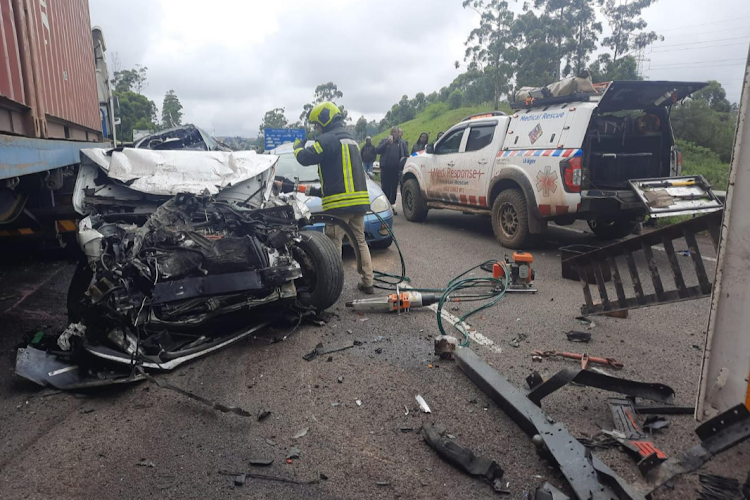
[264,128,306,150]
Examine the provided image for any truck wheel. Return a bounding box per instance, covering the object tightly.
[588,219,636,240]
[491,189,531,249]
[292,231,344,311]
[402,179,428,222]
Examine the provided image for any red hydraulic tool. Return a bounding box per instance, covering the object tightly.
[493,252,537,293]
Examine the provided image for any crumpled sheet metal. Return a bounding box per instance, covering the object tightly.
[422,423,505,493]
[80,148,278,196]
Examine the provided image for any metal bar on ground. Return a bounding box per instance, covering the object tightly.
[661,236,687,297]
[608,251,628,309]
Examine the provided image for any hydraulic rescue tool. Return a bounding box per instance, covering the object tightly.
[346,287,438,313]
[492,252,537,293]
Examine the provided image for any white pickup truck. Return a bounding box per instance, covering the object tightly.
[400,80,722,248]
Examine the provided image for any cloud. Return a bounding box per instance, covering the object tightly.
[89,0,749,137]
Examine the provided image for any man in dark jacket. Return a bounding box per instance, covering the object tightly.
[376,126,408,213]
[287,102,374,294]
[360,137,376,177]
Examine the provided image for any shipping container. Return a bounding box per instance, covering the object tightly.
[0,0,101,141]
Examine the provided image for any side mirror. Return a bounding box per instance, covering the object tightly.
[426,144,434,154]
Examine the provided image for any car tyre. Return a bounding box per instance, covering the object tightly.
[491,189,532,249]
[402,179,429,222]
[588,219,637,240]
[292,231,344,311]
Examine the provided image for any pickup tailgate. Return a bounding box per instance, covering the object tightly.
[628,175,723,218]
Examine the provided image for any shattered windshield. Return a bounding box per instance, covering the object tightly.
[274,153,320,182]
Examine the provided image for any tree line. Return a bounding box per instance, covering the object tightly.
[110,62,185,142]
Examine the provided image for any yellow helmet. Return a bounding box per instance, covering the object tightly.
[308,102,341,128]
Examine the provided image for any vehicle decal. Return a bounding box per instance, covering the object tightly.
[498,149,582,158]
[535,165,558,197]
[430,192,488,207]
[529,123,543,144]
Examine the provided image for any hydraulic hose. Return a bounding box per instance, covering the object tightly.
[369,211,509,347]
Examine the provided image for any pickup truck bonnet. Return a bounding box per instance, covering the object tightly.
[597,80,708,112]
[75,148,279,215]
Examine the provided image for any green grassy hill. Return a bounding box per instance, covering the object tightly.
[369,102,511,149]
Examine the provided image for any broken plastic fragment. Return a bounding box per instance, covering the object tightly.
[292,427,309,439]
[416,395,431,413]
[286,446,301,459]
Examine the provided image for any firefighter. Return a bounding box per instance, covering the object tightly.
[286,102,375,294]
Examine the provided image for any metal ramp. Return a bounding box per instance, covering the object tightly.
[566,211,723,317]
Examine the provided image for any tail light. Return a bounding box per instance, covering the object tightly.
[560,156,582,193]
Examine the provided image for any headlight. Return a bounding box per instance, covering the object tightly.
[370,194,390,213]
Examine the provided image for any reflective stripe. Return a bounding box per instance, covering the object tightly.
[322,193,369,208]
[313,142,323,154]
[322,197,371,210]
[294,147,304,157]
[345,144,355,192]
[321,190,369,203]
[341,144,350,194]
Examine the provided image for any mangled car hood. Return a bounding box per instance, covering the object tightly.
[76,148,279,214]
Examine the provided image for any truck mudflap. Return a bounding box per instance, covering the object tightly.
[628,175,723,218]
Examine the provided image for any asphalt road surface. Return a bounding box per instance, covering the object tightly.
[0,205,748,499]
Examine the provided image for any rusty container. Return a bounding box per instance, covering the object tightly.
[0,0,101,141]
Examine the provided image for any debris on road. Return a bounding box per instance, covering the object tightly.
[422,423,505,494]
[234,473,247,486]
[219,469,318,486]
[634,404,694,415]
[136,459,155,468]
[532,350,623,369]
[526,368,675,406]
[265,439,276,447]
[609,397,644,439]
[435,335,458,358]
[286,446,301,460]
[257,409,272,421]
[303,341,355,361]
[565,331,591,343]
[139,368,252,417]
[248,458,274,467]
[532,482,570,500]
[292,427,309,439]
[337,375,344,384]
[375,481,391,487]
[416,395,431,413]
[698,473,743,500]
[642,416,670,433]
[355,400,362,406]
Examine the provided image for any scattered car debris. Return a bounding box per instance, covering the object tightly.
[303,341,355,361]
[374,347,383,354]
[698,473,743,500]
[416,395,431,413]
[532,350,623,369]
[532,481,570,500]
[457,347,650,500]
[292,427,309,439]
[422,423,505,494]
[57,323,86,351]
[257,409,272,421]
[136,459,155,468]
[137,368,252,417]
[565,331,592,343]
[634,404,694,415]
[234,473,247,486]
[265,439,276,447]
[609,397,644,439]
[375,481,391,487]
[435,335,458,359]
[286,447,301,460]
[526,368,675,406]
[404,405,409,416]
[248,458,274,467]
[355,400,362,407]
[337,376,344,384]
[642,416,670,433]
[219,469,318,486]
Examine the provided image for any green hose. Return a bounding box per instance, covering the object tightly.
[369,211,509,347]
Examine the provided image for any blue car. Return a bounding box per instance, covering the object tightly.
[269,145,394,249]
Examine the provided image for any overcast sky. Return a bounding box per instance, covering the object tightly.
[89,0,749,138]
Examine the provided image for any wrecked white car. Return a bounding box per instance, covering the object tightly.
[16,147,344,388]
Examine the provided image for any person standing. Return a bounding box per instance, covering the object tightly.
[285,102,375,294]
[412,132,429,154]
[360,136,376,177]
[376,126,408,214]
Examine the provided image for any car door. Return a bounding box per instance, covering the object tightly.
[460,123,497,203]
[427,127,468,203]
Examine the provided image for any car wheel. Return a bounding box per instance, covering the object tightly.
[588,219,637,240]
[491,189,532,249]
[401,179,428,222]
[292,231,344,310]
[369,236,393,250]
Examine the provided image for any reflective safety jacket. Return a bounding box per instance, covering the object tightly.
[295,122,370,214]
